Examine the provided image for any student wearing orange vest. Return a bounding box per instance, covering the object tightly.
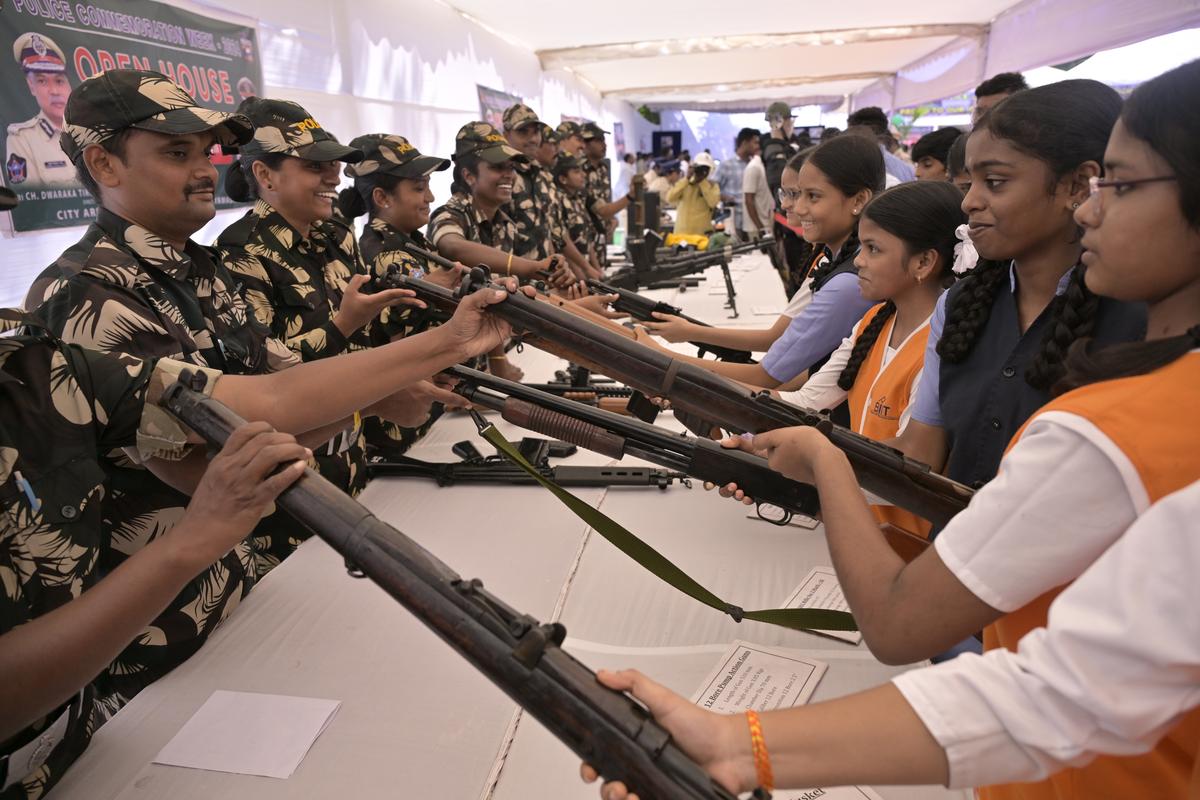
[576,58,1200,799]
[775,181,965,539]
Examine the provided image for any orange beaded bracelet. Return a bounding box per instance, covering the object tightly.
[746,709,774,793]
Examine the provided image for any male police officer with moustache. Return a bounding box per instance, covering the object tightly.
[6,32,74,187]
[579,122,633,267]
[23,69,442,717]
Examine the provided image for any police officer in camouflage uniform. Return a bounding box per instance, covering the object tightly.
[428,121,573,285]
[338,132,466,456]
[22,69,415,711]
[217,99,435,523]
[501,104,592,279]
[552,151,595,260]
[501,103,554,261]
[0,304,315,800]
[579,122,633,268]
[555,120,586,157]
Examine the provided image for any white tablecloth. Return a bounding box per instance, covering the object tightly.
[50,255,968,800]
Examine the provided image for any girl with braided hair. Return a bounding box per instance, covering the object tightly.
[776,181,964,540]
[637,135,883,399]
[641,151,822,359]
[893,80,1145,491]
[582,59,1200,800]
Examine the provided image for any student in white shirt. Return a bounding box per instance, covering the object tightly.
[583,479,1200,797]
[579,57,1200,799]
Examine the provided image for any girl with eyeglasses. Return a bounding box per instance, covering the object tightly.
[580,57,1200,800]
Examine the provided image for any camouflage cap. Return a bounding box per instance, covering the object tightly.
[0,186,16,211]
[540,123,560,144]
[502,103,541,131]
[555,120,583,139]
[13,32,65,73]
[454,121,528,164]
[344,133,450,179]
[236,97,362,163]
[61,69,253,164]
[580,121,608,141]
[766,101,794,121]
[551,151,584,178]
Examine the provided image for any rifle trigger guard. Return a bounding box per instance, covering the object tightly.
[724,604,745,623]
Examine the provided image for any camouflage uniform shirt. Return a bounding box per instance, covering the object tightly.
[535,167,568,254]
[558,188,595,256]
[358,218,446,456]
[218,200,370,513]
[23,207,299,710]
[0,309,220,800]
[582,157,612,264]
[427,192,517,253]
[507,160,558,260]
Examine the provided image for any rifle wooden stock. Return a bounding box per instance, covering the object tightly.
[161,376,738,800]
[408,272,973,529]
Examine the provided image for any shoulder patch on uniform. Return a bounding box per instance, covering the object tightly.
[6,153,28,184]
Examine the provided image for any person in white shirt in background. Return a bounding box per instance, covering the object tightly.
[714,129,759,240]
[741,141,773,240]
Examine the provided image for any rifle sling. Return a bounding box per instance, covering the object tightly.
[477,422,857,633]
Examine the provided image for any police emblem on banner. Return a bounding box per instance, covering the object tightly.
[7,153,27,184]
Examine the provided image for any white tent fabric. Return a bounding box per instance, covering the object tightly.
[445,0,1200,111]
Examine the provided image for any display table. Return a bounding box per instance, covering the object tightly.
[50,255,968,800]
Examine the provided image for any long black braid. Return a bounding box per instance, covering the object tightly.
[935,258,1008,363]
[808,226,861,291]
[1025,266,1099,390]
[838,301,895,390]
[840,181,965,390]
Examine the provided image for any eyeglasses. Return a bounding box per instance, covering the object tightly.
[776,187,801,206]
[1086,175,1176,212]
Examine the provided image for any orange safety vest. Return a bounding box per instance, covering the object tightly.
[845,303,932,540]
[981,351,1200,800]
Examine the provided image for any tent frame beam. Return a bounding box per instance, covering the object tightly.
[538,24,986,69]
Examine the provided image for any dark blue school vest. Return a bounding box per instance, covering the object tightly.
[811,248,859,427]
[939,270,1146,490]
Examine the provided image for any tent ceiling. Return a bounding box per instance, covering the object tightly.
[445,0,1015,107]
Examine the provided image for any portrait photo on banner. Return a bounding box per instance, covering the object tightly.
[0,0,263,233]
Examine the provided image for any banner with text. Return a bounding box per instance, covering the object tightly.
[1,0,262,232]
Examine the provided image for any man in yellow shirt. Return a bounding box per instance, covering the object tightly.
[666,151,719,235]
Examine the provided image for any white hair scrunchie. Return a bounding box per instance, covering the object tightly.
[952,223,979,275]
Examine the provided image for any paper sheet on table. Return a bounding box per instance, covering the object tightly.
[783,567,864,645]
[774,787,884,800]
[153,690,340,779]
[691,642,881,800]
[752,305,783,316]
[689,640,826,713]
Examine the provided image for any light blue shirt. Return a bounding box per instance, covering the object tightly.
[761,270,875,383]
[881,146,915,183]
[910,265,1075,426]
[714,155,748,230]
